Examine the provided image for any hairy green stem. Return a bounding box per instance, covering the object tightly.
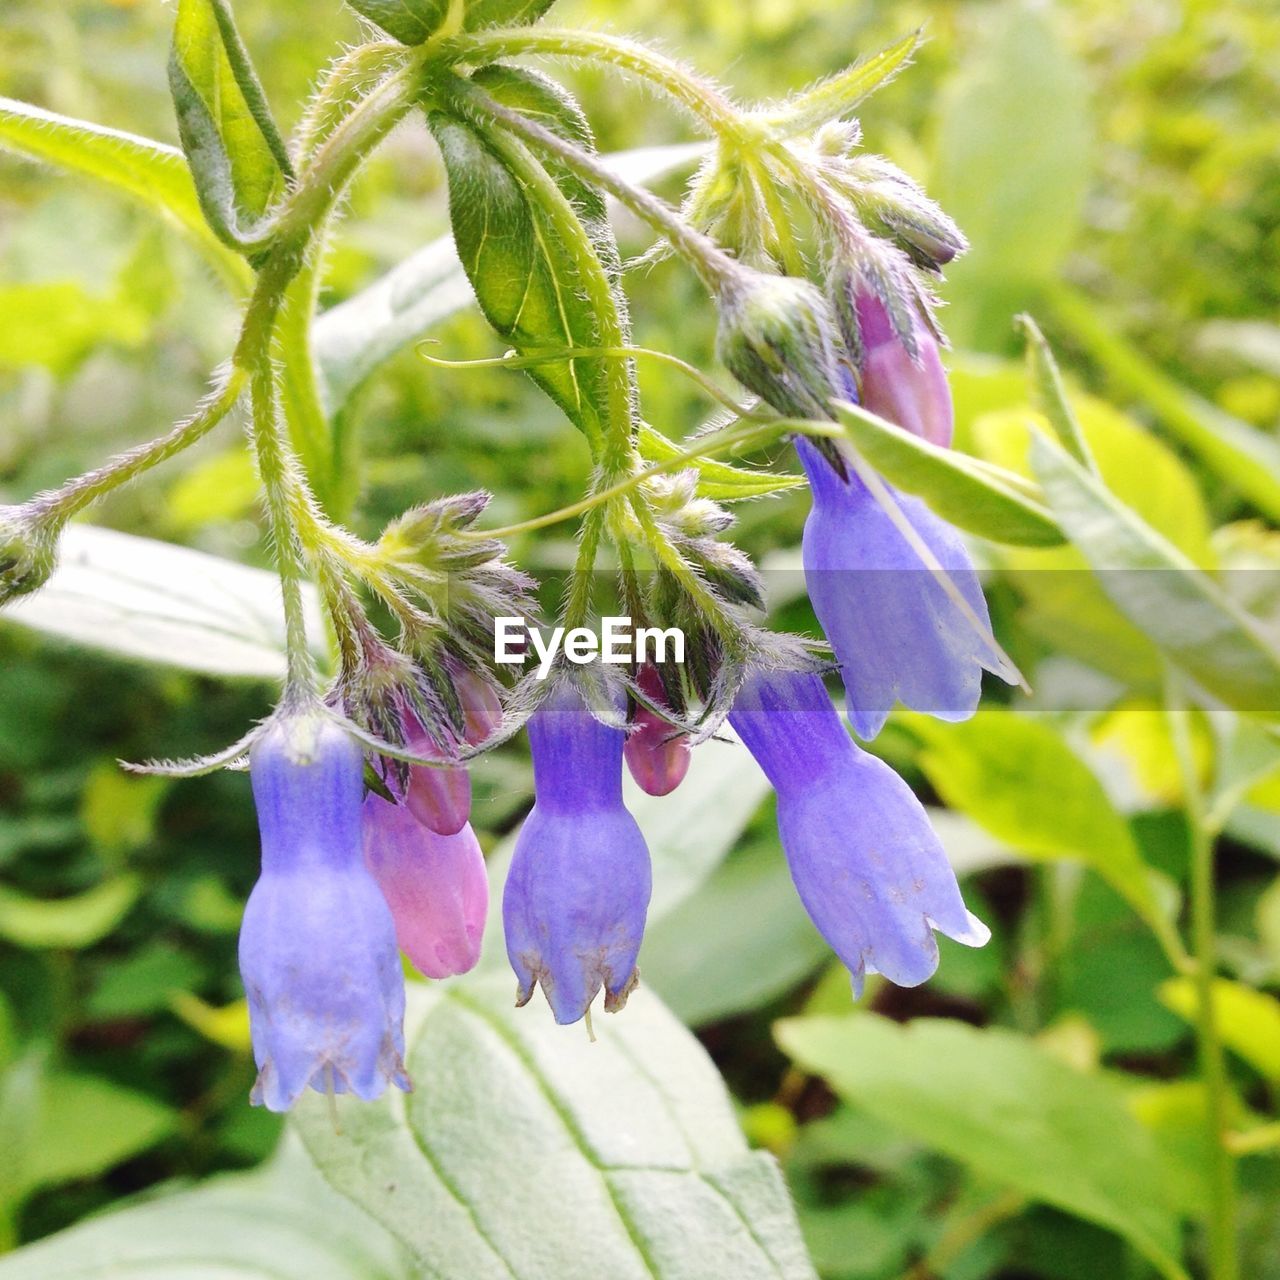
[1167,673,1238,1280]
[444,27,744,138]
[20,364,245,530]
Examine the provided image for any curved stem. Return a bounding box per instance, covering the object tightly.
[21,364,245,529]
[443,27,744,139]
[481,416,798,540]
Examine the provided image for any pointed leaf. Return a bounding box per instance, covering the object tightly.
[1030,433,1280,715]
[830,400,1063,546]
[775,1015,1191,1280]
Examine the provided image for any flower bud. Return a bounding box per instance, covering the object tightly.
[624,665,691,797]
[363,794,487,979]
[729,667,988,995]
[240,714,409,1111]
[403,708,472,837]
[853,291,954,448]
[716,270,841,420]
[452,664,504,746]
[503,684,652,1024]
[0,507,57,607]
[795,436,1005,739]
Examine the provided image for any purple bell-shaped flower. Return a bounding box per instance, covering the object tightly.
[503,683,652,1025]
[796,435,1007,739]
[729,667,988,995]
[240,713,409,1111]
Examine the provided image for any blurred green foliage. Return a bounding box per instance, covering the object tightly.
[1,0,1279,1276]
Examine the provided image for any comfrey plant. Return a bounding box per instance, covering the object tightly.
[0,2,1037,1110]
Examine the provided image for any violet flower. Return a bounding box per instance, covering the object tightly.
[796,435,1006,739]
[503,683,652,1025]
[363,794,488,979]
[240,714,409,1112]
[729,667,988,994]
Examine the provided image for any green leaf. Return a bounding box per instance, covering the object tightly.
[18,1072,178,1196]
[294,976,817,1279]
[427,67,622,444]
[346,0,557,45]
[1016,313,1098,473]
[775,1014,1191,1280]
[312,142,703,409]
[934,5,1091,347]
[169,0,290,251]
[0,1137,413,1279]
[0,96,248,289]
[1030,432,1280,715]
[1159,978,1280,1084]
[1049,284,1280,522]
[0,874,141,950]
[829,400,1063,546]
[1,524,328,679]
[905,710,1170,936]
[639,424,805,501]
[766,31,921,134]
[0,281,151,373]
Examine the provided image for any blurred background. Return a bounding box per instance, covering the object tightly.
[1,0,1279,1275]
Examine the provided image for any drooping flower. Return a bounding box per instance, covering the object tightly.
[728,667,988,994]
[624,664,692,797]
[850,291,953,448]
[363,793,488,979]
[795,435,1008,740]
[240,713,409,1112]
[503,682,652,1025]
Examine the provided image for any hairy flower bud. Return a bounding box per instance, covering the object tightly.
[729,668,988,995]
[716,270,841,420]
[852,291,954,448]
[624,665,692,797]
[363,795,487,979]
[404,709,472,838]
[0,507,57,607]
[796,437,1007,739]
[503,684,652,1024]
[240,714,409,1112]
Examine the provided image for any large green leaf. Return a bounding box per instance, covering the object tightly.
[0,1137,412,1279]
[906,709,1170,937]
[294,976,816,1279]
[775,1014,1191,1280]
[1,524,327,680]
[313,142,703,410]
[1031,433,1280,715]
[933,4,1091,347]
[0,96,247,289]
[829,401,1062,547]
[427,66,623,445]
